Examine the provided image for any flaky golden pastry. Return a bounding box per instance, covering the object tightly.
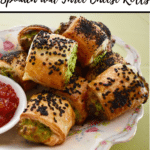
[86,64,149,120]
[61,16,110,67]
[0,51,36,91]
[19,91,75,146]
[53,75,88,125]
[18,25,52,52]
[86,51,128,81]
[23,32,78,90]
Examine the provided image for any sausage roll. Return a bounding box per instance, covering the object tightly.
[0,51,36,91]
[18,25,52,52]
[86,51,128,81]
[86,64,149,120]
[56,16,110,67]
[23,31,78,90]
[53,75,88,125]
[18,91,75,146]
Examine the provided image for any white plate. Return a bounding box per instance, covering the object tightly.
[0,26,143,150]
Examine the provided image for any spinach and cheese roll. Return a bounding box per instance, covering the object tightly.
[53,75,88,125]
[56,16,110,67]
[86,64,149,120]
[86,51,128,81]
[23,31,78,90]
[18,25,52,52]
[56,16,114,50]
[18,91,75,146]
[0,51,36,91]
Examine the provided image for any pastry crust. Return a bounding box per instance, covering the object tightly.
[53,75,88,125]
[87,64,149,120]
[93,21,111,40]
[0,51,36,91]
[19,91,75,146]
[18,25,52,52]
[62,16,109,67]
[23,32,78,90]
[86,51,128,81]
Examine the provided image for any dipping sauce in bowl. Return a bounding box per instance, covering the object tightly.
[0,75,27,134]
[0,81,19,127]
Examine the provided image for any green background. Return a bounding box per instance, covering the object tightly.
[0,13,149,150]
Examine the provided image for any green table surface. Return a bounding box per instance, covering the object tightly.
[0,13,149,150]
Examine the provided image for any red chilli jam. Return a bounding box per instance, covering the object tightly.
[0,81,19,127]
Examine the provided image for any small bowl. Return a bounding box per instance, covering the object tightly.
[0,75,27,134]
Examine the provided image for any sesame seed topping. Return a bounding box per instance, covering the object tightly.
[49,70,53,75]
[43,62,46,65]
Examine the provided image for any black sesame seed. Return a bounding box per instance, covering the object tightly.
[43,62,46,65]
[53,51,57,55]
[126,76,130,81]
[111,79,115,82]
[62,54,66,57]
[114,68,118,73]
[49,70,53,75]
[120,80,124,83]
[96,87,99,91]
[62,97,66,100]
[102,93,105,99]
[65,103,69,107]
[23,108,27,113]
[54,117,57,123]
[133,75,137,79]
[59,99,62,104]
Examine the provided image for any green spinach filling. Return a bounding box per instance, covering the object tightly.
[22,31,39,39]
[92,51,107,67]
[91,99,104,116]
[0,67,14,79]
[74,109,82,122]
[19,119,52,143]
[65,44,78,84]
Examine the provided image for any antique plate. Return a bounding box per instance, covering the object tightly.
[0,26,144,150]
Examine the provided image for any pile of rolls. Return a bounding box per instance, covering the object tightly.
[0,16,148,146]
